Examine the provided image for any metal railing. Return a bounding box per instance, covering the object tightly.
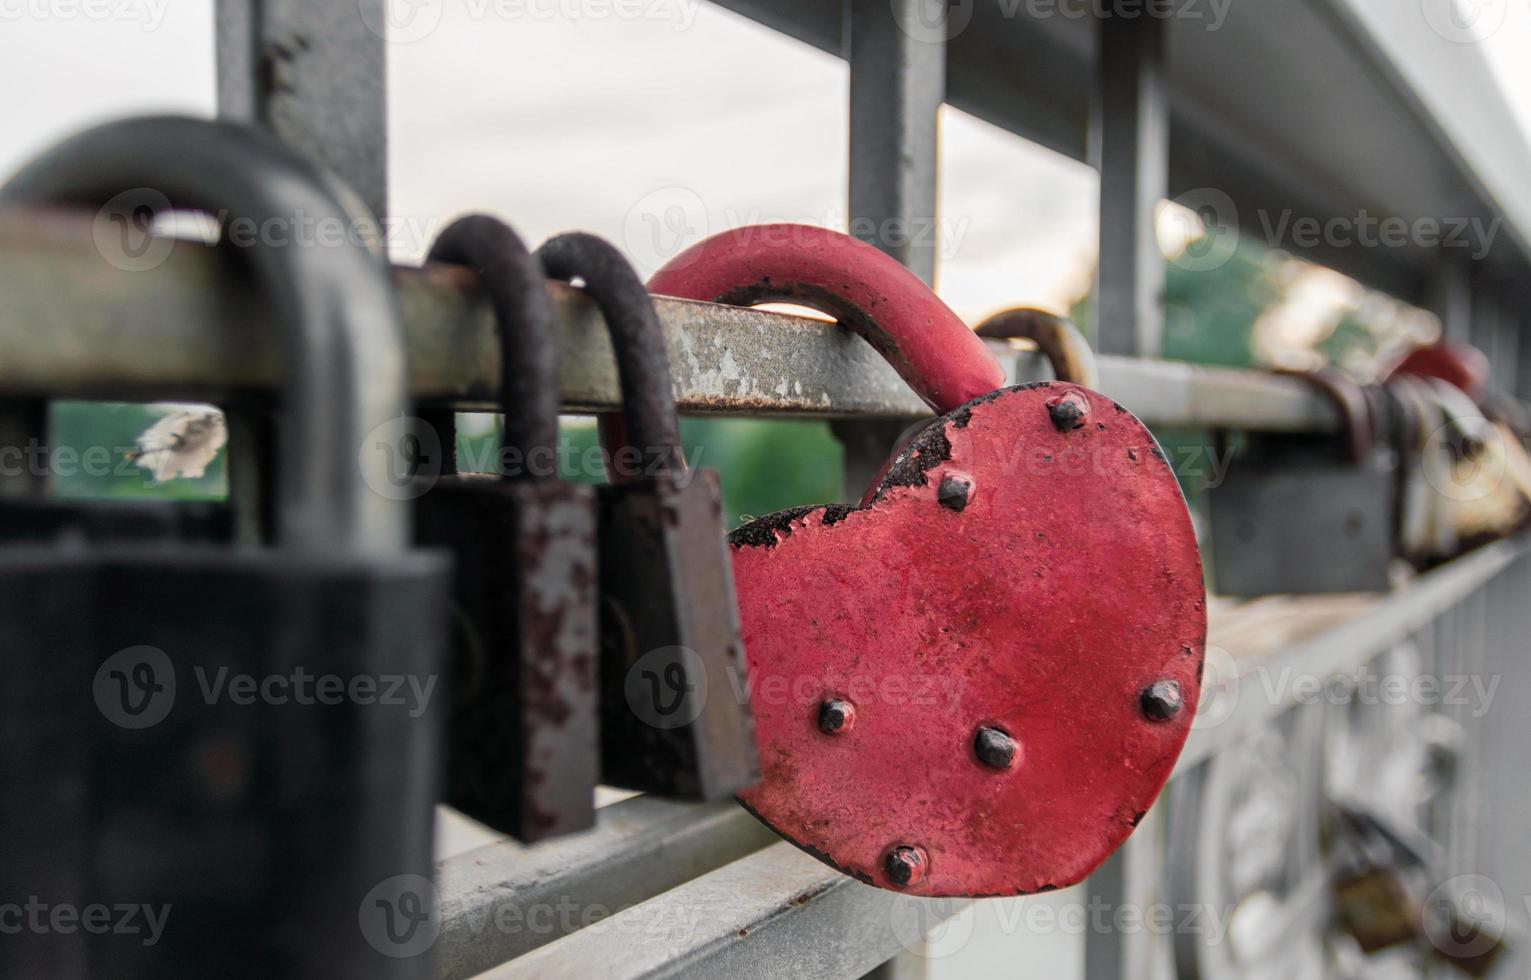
[9,1,1527,977]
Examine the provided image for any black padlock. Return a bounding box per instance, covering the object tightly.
[1210,370,1399,595]
[413,214,598,842]
[0,115,449,979]
[537,232,757,801]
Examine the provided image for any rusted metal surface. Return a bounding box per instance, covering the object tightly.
[539,233,683,478]
[416,478,598,842]
[977,308,1100,389]
[730,383,1206,896]
[648,223,1004,413]
[414,215,598,842]
[0,209,1338,432]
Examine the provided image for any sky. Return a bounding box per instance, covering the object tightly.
[0,0,1527,324]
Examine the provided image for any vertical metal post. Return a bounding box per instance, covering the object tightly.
[1432,250,1473,345]
[216,0,391,541]
[837,0,948,501]
[1085,17,1170,980]
[216,0,390,221]
[1085,806,1164,980]
[1515,308,1531,401]
[1490,292,1518,394]
[1090,13,1168,358]
[846,0,945,285]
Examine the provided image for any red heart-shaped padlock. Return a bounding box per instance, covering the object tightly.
[637,225,1206,897]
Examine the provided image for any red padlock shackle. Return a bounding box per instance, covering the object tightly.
[647,224,1005,413]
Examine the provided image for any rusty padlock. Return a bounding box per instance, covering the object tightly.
[638,224,1206,896]
[975,307,1100,389]
[537,232,757,802]
[1328,804,1429,954]
[414,214,599,842]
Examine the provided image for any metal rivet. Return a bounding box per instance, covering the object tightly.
[973,726,1018,769]
[885,845,928,888]
[1140,680,1183,722]
[1046,393,1089,431]
[818,698,855,735]
[937,475,971,512]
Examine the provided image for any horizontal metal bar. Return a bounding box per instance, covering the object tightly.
[458,539,1524,979]
[434,795,777,980]
[1178,536,1529,774]
[471,841,966,980]
[0,210,1336,432]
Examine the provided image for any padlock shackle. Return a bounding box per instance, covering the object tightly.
[0,115,406,552]
[1281,368,1376,465]
[647,224,1004,413]
[975,308,1099,389]
[427,215,561,479]
[537,232,686,479]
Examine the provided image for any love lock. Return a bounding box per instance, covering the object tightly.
[642,224,1206,896]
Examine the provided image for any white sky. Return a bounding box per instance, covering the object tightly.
[0,0,1526,322]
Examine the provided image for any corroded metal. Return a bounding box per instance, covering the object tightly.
[413,215,598,842]
[0,210,1337,433]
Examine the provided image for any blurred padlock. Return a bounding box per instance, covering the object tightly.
[0,115,449,979]
[1210,370,1398,595]
[1329,804,1428,954]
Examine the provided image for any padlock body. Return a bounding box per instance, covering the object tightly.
[0,498,233,545]
[0,549,99,979]
[1210,449,1396,596]
[2,548,448,980]
[597,468,758,800]
[1333,868,1423,953]
[728,384,1205,896]
[415,476,598,841]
